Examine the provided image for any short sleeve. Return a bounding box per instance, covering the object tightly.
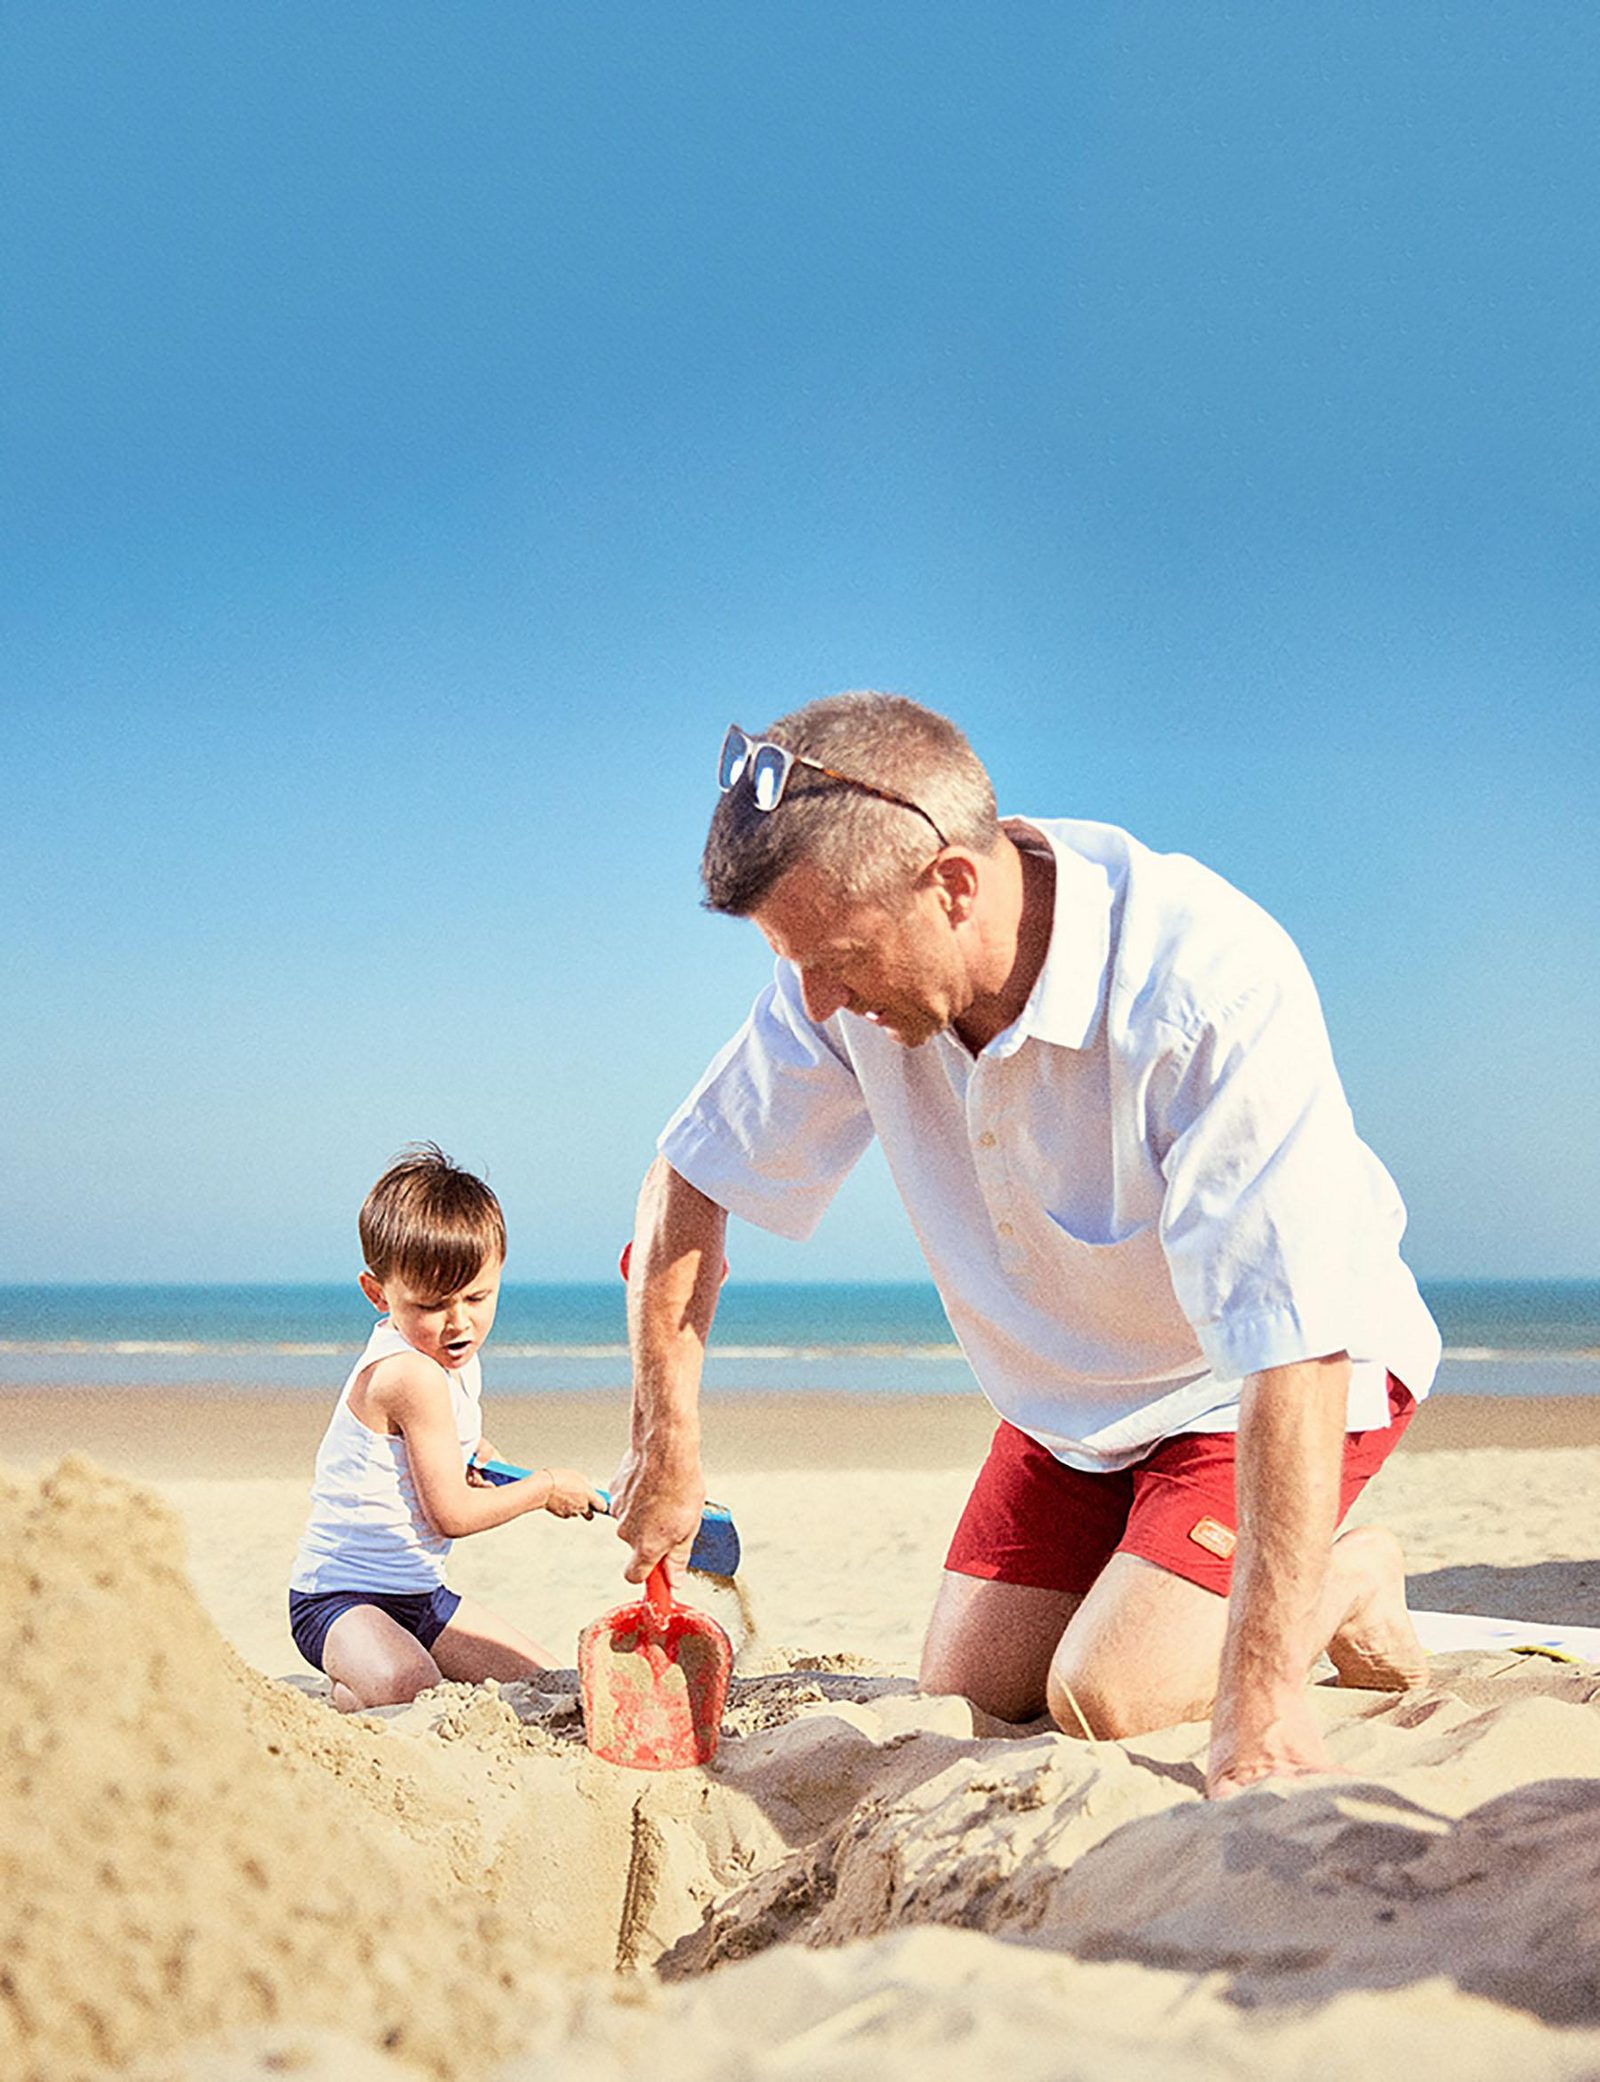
[1155,941,1392,1381]
[658,961,875,1241]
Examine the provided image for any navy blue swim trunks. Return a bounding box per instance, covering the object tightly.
[288,1584,462,1673]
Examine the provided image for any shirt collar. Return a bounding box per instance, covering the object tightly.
[980,819,1113,1058]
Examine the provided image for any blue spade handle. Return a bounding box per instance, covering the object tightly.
[470,1458,741,1578]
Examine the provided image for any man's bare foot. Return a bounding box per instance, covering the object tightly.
[1323,1524,1430,1691]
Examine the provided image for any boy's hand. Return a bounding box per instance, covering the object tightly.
[465,1437,500,1486]
[543,1468,607,1520]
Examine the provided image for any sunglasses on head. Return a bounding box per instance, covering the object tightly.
[717,725,948,846]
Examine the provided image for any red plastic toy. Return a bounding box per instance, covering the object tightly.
[579,1562,733,1770]
[617,1241,730,1284]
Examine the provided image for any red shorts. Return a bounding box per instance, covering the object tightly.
[945,1374,1415,1599]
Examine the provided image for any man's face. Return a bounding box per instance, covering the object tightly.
[752,859,967,1047]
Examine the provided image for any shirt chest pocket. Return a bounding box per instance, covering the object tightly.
[1027,1208,1198,1379]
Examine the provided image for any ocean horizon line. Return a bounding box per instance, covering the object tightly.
[3,1277,1596,1397]
[3,1339,1599,1365]
[4,1276,1596,1293]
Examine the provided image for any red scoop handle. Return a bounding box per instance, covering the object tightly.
[645,1560,673,1620]
[618,1241,730,1285]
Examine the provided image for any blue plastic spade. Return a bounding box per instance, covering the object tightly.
[470,1458,741,1578]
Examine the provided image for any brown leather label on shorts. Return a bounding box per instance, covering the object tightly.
[1189,1515,1237,1560]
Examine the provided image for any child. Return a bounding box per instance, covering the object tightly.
[289,1144,604,1711]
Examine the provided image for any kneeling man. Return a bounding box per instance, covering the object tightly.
[612,692,1439,1798]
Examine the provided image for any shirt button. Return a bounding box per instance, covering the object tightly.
[978,1131,997,1148]
[997,1220,1014,1237]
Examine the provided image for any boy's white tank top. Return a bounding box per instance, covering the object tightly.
[289,1318,483,1594]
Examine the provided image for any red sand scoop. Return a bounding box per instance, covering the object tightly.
[579,1562,733,1770]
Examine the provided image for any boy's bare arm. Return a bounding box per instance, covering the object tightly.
[374,1362,602,1536]
[609,1157,728,1581]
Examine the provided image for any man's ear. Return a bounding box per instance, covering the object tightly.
[928,848,980,924]
[358,1269,388,1313]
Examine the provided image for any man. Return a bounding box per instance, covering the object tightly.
[610,692,1440,1798]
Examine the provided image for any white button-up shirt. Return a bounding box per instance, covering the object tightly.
[660,818,1441,1471]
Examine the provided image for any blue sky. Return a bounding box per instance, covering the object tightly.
[3,4,1595,1283]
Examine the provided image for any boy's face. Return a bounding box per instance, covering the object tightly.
[358,1252,503,1371]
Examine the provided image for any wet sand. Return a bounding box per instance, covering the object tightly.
[6,1379,1600,1484]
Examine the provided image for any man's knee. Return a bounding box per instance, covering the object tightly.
[919,1573,1081,1726]
[1046,1650,1215,1742]
[1045,1556,1228,1740]
[920,1636,1049,1725]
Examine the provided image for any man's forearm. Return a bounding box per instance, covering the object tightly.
[1228,1355,1349,1673]
[610,1158,729,1576]
[626,1156,727,1449]
[1208,1352,1350,1796]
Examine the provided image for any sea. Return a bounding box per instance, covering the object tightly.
[1,1280,1597,1400]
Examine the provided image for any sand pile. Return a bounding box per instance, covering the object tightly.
[14,1450,1600,2082]
[0,1456,561,2078]
[0,1458,786,2080]
[673,1673,1600,2031]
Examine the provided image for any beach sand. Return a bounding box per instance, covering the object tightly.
[7,1383,1600,2080]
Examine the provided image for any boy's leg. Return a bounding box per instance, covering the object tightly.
[321,1603,443,1712]
[429,1594,555,1683]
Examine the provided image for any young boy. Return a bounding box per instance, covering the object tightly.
[289,1144,604,1711]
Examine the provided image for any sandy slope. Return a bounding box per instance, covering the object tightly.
[7,1427,1600,2081]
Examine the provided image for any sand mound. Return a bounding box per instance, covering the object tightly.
[15,1451,1600,2082]
[0,1458,831,2079]
[669,1675,1600,2032]
[2,1460,789,2079]
[0,1456,566,2079]
[507,1925,1600,2082]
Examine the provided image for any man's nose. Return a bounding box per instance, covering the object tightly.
[800,970,847,1024]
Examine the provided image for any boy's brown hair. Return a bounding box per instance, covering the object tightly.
[359,1144,506,1299]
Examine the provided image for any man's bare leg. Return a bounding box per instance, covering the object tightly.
[1046,1525,1427,1743]
[920,1572,1083,1724]
[1047,1553,1231,1740]
[926,1518,1427,1744]
[1046,1530,1427,1744]
[1318,1524,1429,1690]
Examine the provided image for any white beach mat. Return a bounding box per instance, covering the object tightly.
[1412,1609,1600,1662]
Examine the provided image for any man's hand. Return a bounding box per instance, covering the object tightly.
[1206,1679,1332,1800]
[608,1442,703,1583]
[1204,1353,1351,1801]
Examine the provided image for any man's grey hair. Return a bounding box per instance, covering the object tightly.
[701,691,1001,916]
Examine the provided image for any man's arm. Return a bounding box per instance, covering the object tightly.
[609,1155,729,1584]
[1206,1351,1350,1800]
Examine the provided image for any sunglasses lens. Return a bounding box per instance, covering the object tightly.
[717,726,751,791]
[750,743,788,811]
